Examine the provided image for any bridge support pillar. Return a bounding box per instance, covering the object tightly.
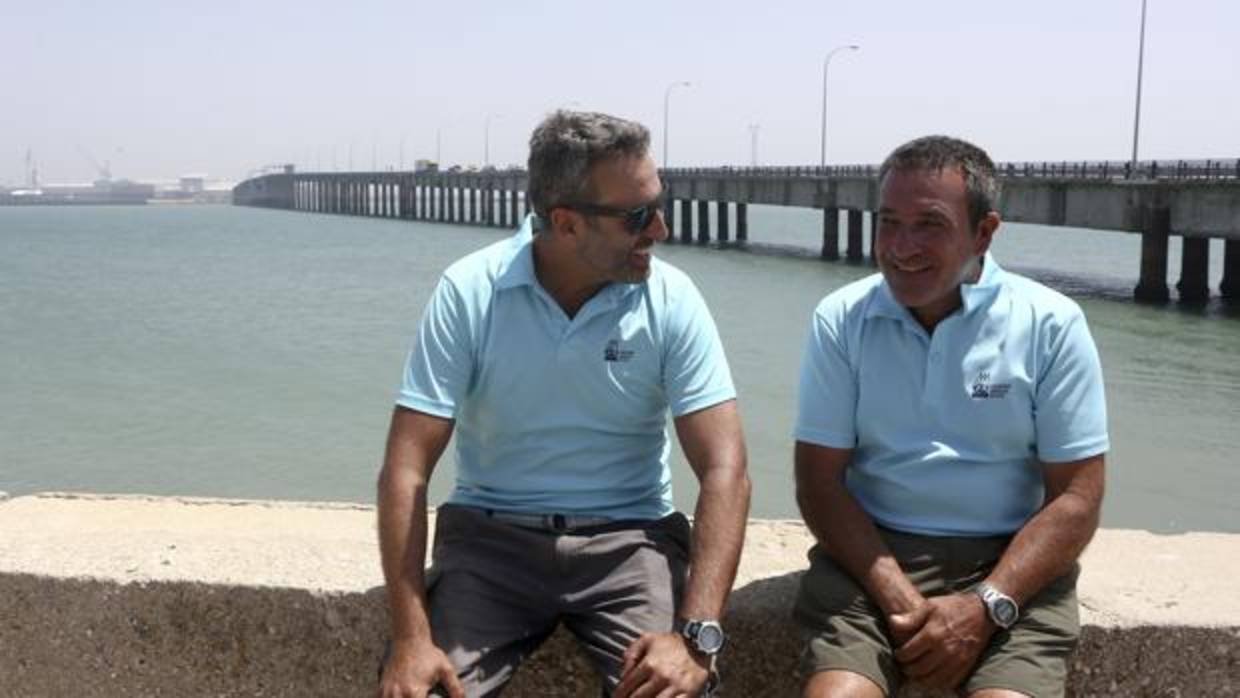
[487,188,496,227]
[717,201,730,243]
[697,200,710,244]
[1134,207,1171,303]
[821,208,840,260]
[846,210,865,263]
[736,203,748,242]
[663,198,676,243]
[1177,236,1211,304]
[680,200,693,244]
[1221,241,1240,300]
[510,188,520,227]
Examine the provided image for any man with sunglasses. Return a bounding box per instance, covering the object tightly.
[378,110,750,698]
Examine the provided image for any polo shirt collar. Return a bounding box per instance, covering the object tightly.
[960,252,1004,315]
[867,252,1006,324]
[495,216,539,291]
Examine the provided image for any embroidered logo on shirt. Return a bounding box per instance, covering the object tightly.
[604,339,635,363]
[970,371,1011,399]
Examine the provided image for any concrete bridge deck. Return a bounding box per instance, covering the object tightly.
[233,161,1240,303]
[1,492,1237,696]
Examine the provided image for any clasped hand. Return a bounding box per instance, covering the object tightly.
[614,631,710,698]
[887,593,995,690]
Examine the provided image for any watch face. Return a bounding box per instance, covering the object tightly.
[697,624,725,653]
[993,599,1018,627]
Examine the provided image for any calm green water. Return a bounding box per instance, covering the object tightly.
[3,205,1238,533]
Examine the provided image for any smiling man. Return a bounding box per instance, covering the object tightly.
[793,136,1109,698]
[377,110,750,698]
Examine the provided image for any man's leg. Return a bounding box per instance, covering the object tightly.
[558,514,692,694]
[960,563,1080,698]
[793,545,904,697]
[802,670,885,698]
[425,505,562,697]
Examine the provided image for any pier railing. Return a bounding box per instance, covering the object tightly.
[662,159,1240,181]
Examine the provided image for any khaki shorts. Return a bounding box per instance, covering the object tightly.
[794,527,1079,697]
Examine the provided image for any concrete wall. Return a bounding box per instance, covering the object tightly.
[2,493,1236,697]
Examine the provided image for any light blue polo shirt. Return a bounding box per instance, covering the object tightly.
[397,216,735,520]
[794,254,1109,537]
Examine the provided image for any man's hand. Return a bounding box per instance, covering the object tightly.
[885,598,931,648]
[614,632,710,698]
[377,639,465,698]
[891,593,994,690]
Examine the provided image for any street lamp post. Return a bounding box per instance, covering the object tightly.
[1131,0,1148,167]
[820,44,860,168]
[748,123,760,167]
[484,113,501,167]
[662,81,691,168]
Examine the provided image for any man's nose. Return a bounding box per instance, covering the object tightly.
[881,225,920,257]
[646,210,670,242]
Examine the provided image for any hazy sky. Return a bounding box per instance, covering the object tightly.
[3,0,1237,185]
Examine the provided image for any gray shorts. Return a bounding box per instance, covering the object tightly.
[794,527,1080,697]
[424,503,691,697]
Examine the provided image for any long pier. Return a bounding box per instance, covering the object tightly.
[233,160,1240,303]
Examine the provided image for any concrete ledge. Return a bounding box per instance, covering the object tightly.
[1,493,1236,696]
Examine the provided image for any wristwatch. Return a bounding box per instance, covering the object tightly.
[974,582,1020,629]
[680,619,726,655]
[678,619,724,696]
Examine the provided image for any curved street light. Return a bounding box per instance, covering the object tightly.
[820,44,860,167]
[1131,0,1148,167]
[663,81,691,168]
[484,113,502,167]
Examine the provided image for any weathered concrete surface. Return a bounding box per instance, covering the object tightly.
[1,493,1237,696]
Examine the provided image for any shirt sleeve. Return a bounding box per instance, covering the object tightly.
[661,280,736,417]
[793,303,858,448]
[1034,310,1110,463]
[396,276,474,418]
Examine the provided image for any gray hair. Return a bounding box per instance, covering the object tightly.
[527,110,651,223]
[878,135,1000,230]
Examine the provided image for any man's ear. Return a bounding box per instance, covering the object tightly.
[547,207,581,238]
[974,211,1001,256]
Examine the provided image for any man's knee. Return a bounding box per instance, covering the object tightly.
[802,670,886,698]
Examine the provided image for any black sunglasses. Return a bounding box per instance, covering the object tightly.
[563,195,666,235]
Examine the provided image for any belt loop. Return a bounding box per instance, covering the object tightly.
[551,513,567,531]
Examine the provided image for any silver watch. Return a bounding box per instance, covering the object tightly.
[680,619,726,655]
[974,582,1020,629]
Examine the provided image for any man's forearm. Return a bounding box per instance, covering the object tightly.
[985,487,1101,606]
[377,463,433,644]
[680,464,750,620]
[797,482,924,617]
